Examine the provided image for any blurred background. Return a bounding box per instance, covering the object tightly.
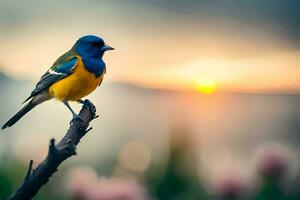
[0,0,300,199]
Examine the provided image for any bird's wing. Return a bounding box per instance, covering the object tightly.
[23,50,79,103]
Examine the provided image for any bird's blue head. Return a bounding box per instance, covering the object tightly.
[72,35,114,58]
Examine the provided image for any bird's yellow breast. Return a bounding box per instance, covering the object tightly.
[49,58,104,101]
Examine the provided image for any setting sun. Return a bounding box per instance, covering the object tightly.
[196,78,218,94]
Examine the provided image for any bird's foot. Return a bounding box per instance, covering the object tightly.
[77,99,96,116]
[77,99,92,106]
[77,99,85,104]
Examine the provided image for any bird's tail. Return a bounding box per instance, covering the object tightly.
[2,93,51,129]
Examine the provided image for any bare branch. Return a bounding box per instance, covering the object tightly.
[7,100,97,200]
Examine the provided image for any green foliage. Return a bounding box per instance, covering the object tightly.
[0,158,25,200]
[145,130,209,200]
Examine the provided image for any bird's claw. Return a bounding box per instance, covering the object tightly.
[77,99,85,104]
[84,100,96,114]
[78,99,96,115]
[77,99,91,106]
[78,99,91,106]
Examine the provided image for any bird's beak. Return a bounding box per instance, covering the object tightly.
[101,44,115,51]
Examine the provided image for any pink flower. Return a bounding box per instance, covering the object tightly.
[66,166,151,200]
[257,150,288,179]
[215,175,245,199]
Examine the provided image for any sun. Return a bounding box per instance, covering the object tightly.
[196,77,218,94]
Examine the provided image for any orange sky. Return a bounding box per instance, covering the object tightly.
[0,0,299,93]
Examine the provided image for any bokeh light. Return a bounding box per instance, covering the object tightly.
[118,141,151,172]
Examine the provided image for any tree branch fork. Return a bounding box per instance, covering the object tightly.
[7,100,99,200]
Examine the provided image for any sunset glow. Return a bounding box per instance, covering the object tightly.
[0,0,299,94]
[196,78,218,94]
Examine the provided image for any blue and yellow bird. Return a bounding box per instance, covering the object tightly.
[2,35,114,129]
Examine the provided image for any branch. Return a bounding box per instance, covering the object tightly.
[7,100,98,200]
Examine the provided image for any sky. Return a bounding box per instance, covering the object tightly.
[0,0,300,93]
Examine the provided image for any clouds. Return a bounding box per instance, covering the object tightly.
[2,0,299,41]
[138,0,300,42]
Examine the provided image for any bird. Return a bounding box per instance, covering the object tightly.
[2,35,114,129]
